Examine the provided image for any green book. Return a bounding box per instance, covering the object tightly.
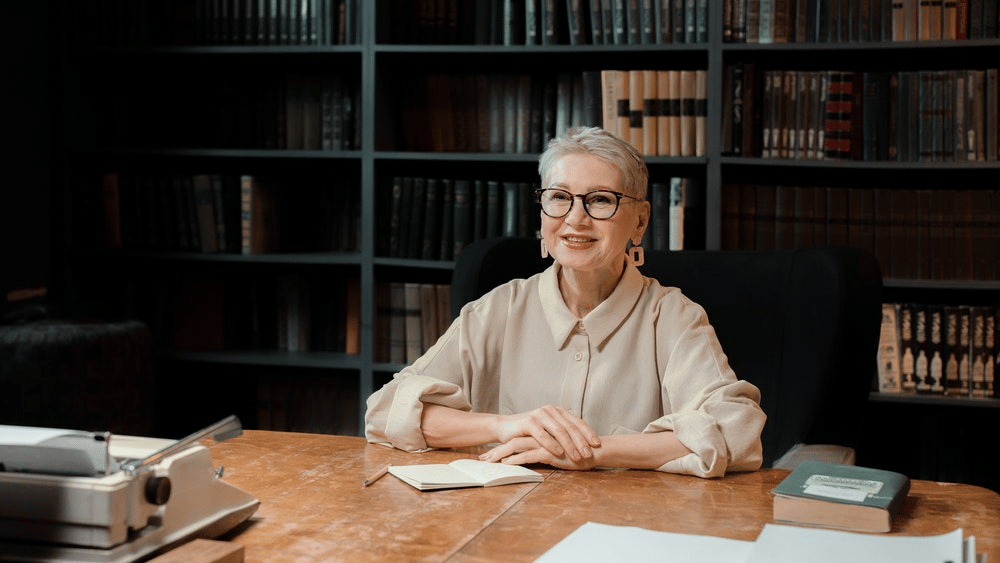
[771,460,911,533]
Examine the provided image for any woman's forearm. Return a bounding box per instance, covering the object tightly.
[591,431,693,470]
[420,403,501,448]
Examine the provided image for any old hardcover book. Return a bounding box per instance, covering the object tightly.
[240,175,280,254]
[600,69,629,141]
[679,69,697,156]
[772,460,911,533]
[628,70,644,153]
[878,303,903,392]
[638,69,657,154]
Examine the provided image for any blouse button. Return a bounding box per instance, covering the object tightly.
[574,352,583,361]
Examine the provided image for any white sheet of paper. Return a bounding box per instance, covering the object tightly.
[745,523,966,563]
[533,522,754,563]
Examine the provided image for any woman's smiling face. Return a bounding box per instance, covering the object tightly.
[540,153,648,276]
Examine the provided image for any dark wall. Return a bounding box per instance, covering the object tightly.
[0,2,52,317]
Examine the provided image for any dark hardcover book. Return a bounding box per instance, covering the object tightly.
[970,189,996,280]
[588,0,605,44]
[793,184,817,247]
[743,62,759,157]
[395,176,414,257]
[848,188,875,254]
[191,173,219,254]
[826,186,850,246]
[673,0,687,42]
[599,0,615,43]
[657,0,672,42]
[721,65,735,154]
[421,177,443,260]
[526,0,540,44]
[240,175,281,254]
[408,176,427,259]
[774,184,796,249]
[759,0,775,42]
[746,0,761,42]
[649,180,670,250]
[486,180,502,238]
[872,188,893,278]
[541,0,560,44]
[581,70,604,128]
[772,460,911,533]
[754,183,777,250]
[453,179,474,258]
[472,179,488,241]
[738,183,757,249]
[438,178,456,261]
[388,282,407,364]
[823,70,855,161]
[624,0,641,43]
[501,181,520,237]
[720,183,741,250]
[638,0,655,43]
[566,0,586,44]
[760,70,775,158]
[986,0,999,37]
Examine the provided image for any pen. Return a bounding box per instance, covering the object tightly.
[363,464,391,487]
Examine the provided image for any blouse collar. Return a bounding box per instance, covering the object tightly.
[538,255,646,350]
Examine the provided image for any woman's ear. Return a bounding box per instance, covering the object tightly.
[634,200,651,237]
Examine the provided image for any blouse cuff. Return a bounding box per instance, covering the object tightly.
[383,374,472,452]
[645,410,727,478]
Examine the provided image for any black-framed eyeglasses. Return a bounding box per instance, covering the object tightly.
[535,188,639,220]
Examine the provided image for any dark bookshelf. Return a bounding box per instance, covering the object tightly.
[53,0,1000,487]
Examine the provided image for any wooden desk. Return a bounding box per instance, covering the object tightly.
[211,431,1000,562]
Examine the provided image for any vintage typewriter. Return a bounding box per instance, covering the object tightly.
[0,416,259,563]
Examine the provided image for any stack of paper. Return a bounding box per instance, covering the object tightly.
[535,522,982,563]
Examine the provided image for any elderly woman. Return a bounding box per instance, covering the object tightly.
[365,126,765,478]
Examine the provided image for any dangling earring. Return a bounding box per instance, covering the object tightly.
[630,243,644,267]
[540,239,549,259]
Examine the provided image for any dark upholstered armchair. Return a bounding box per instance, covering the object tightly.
[450,237,883,469]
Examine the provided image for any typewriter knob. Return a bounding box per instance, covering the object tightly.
[145,476,172,505]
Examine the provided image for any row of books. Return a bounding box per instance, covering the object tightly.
[643,177,706,251]
[98,172,360,254]
[725,0,1000,43]
[64,0,358,46]
[379,177,541,261]
[878,302,998,399]
[95,71,360,151]
[722,65,1000,162]
[720,184,1000,282]
[601,69,708,157]
[374,282,453,365]
[255,373,360,435]
[392,72,602,153]
[169,273,360,355]
[386,0,709,46]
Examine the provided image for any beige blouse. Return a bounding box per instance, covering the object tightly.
[365,260,766,477]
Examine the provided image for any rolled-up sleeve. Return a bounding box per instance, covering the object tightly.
[641,293,766,477]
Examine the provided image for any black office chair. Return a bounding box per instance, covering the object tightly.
[450,236,883,469]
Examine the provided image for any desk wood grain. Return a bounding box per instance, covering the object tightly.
[209,431,1000,563]
[211,431,546,562]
